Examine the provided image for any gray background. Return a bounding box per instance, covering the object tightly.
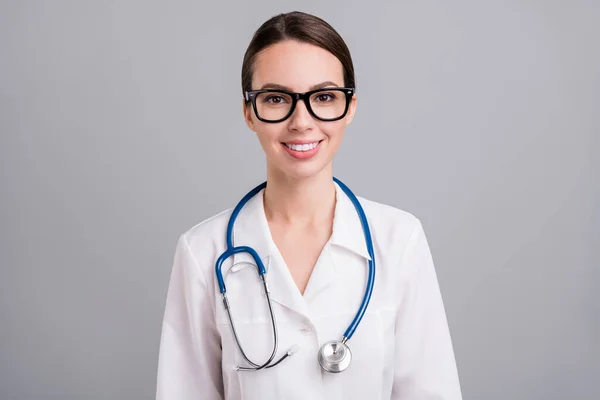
[1,0,598,399]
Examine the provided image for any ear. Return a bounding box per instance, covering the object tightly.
[345,94,357,126]
[242,100,256,131]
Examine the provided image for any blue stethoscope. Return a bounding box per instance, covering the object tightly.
[215,177,375,373]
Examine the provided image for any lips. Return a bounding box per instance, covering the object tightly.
[281,140,323,160]
[284,141,320,151]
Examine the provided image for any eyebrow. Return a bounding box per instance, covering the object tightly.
[259,81,341,91]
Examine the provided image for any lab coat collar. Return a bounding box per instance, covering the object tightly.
[230,181,371,315]
[231,187,272,271]
[231,187,308,316]
[231,181,372,264]
[330,182,372,261]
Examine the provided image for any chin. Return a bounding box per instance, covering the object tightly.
[266,142,336,180]
[278,160,331,181]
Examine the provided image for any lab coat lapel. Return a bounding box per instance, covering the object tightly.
[232,187,310,318]
[303,182,372,303]
[301,243,337,302]
[329,182,372,261]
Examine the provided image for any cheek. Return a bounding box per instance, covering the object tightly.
[254,125,283,149]
[322,123,346,145]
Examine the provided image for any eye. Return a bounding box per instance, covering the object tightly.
[264,95,287,104]
[314,92,336,103]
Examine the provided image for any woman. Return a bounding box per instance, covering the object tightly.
[156,11,462,400]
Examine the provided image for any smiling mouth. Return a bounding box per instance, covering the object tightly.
[282,140,324,152]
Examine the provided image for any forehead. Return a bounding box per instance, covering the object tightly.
[252,40,344,91]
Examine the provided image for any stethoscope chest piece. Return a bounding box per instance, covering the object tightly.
[318,340,352,373]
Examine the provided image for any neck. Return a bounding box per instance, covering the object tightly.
[263,164,336,227]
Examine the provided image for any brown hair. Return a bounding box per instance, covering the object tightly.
[241,11,356,95]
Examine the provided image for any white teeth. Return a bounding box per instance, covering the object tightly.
[285,142,319,151]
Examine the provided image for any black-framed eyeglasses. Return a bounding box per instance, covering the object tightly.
[244,87,355,123]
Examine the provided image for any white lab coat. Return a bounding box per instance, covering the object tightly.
[156,182,462,399]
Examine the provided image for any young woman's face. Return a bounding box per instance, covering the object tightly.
[243,40,356,180]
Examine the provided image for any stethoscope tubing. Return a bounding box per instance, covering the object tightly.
[214,177,375,371]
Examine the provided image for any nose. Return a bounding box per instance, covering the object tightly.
[288,99,315,132]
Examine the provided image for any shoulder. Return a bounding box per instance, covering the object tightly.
[356,195,434,288]
[179,207,233,250]
[172,207,236,282]
[170,206,244,290]
[358,195,421,229]
[357,195,425,249]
